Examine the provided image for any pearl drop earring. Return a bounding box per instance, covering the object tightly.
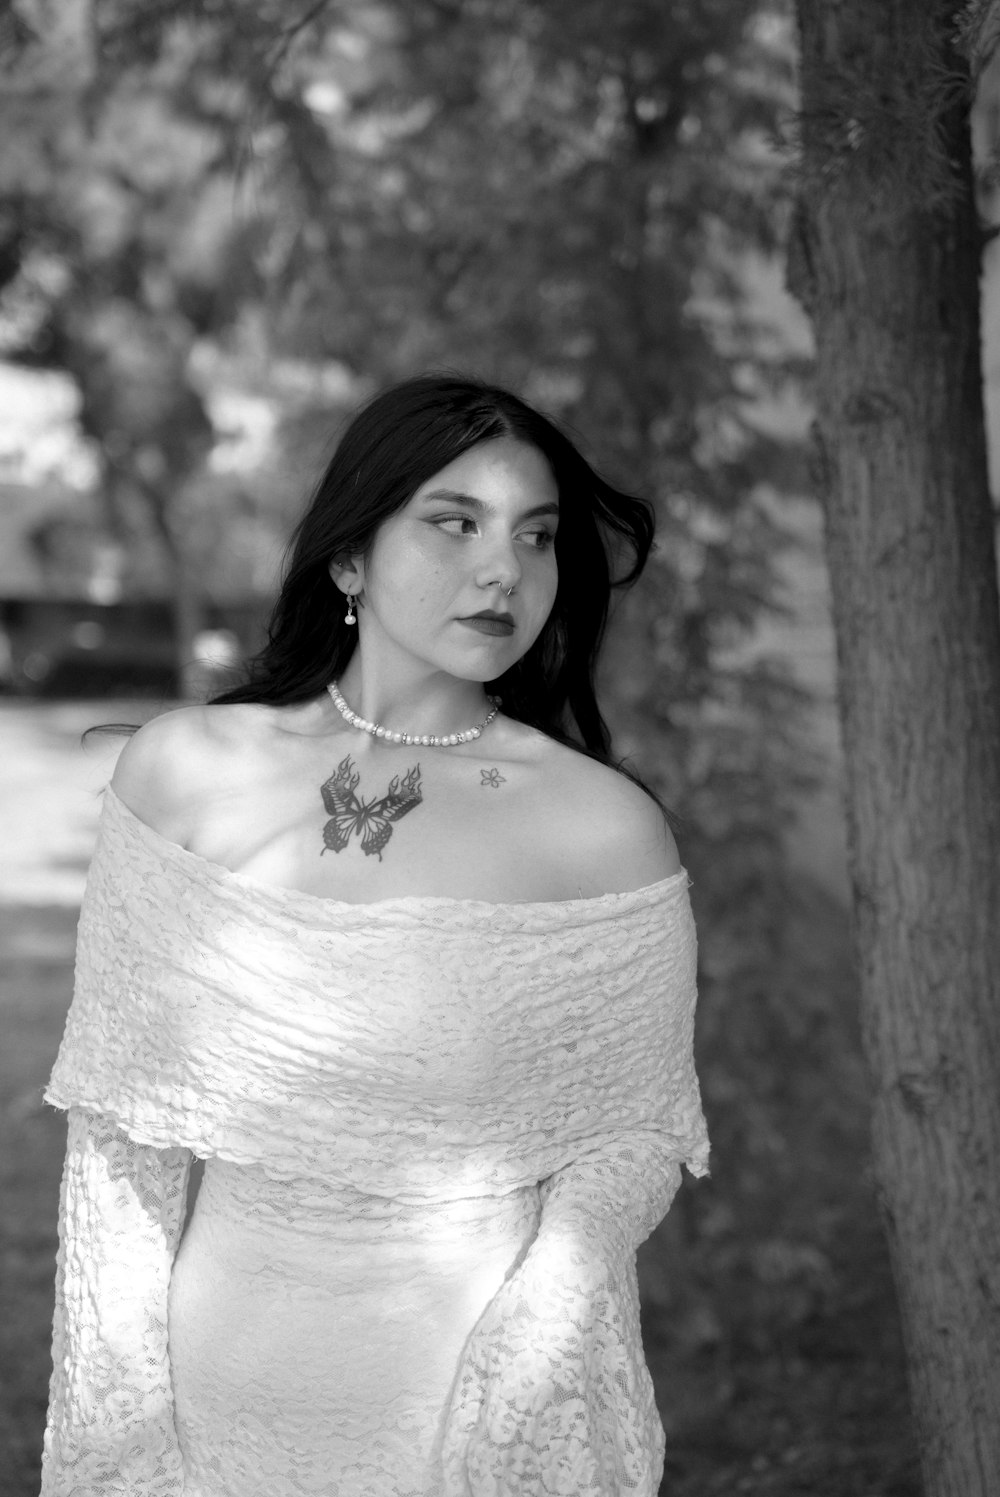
[344,593,357,626]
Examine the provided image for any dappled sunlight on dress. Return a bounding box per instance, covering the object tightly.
[170,1165,539,1495]
[42,787,708,1497]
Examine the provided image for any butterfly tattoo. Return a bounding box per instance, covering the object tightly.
[320,755,423,860]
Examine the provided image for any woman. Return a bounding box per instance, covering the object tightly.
[41,374,709,1496]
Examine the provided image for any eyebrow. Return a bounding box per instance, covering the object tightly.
[418,488,560,522]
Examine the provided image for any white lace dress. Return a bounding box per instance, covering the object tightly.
[41,787,709,1497]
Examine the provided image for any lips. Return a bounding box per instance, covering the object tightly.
[458,612,516,637]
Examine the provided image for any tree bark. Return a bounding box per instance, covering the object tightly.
[790,3,1000,1493]
[136,478,199,700]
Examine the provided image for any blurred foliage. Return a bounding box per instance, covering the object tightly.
[0,0,817,812]
[0,6,911,1487]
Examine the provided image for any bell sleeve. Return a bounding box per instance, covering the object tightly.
[440,881,709,1497]
[41,1107,192,1496]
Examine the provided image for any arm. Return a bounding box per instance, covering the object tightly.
[441,787,706,1497]
[532,1131,688,1269]
[441,1060,705,1497]
[441,1136,700,1497]
[41,1108,192,1496]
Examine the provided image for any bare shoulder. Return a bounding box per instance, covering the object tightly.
[110,703,267,840]
[533,738,682,895]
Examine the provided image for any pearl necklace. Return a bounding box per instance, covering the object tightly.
[326,681,501,747]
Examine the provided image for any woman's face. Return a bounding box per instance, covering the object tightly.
[347,437,560,684]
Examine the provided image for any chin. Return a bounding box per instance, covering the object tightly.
[451,660,513,684]
[462,647,524,678]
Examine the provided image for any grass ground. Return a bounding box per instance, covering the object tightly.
[0,700,921,1497]
[1,903,78,1497]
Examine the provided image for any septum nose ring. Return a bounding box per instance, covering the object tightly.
[491,579,516,598]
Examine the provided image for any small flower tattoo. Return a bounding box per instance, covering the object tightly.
[480,767,506,788]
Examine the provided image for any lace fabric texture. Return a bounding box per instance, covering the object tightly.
[44,1110,189,1495]
[42,787,708,1496]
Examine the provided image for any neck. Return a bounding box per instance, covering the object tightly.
[334,660,493,740]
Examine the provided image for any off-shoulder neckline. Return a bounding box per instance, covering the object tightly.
[102,783,691,917]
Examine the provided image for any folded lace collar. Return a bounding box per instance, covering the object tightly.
[102,783,692,927]
[46,785,707,1193]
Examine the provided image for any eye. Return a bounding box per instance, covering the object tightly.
[432,515,479,536]
[519,527,556,550]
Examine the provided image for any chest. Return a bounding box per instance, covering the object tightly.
[182,746,582,903]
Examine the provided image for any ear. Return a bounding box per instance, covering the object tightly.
[328,552,365,596]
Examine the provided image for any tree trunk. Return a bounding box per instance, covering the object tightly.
[143,483,204,701]
[790,3,1000,1493]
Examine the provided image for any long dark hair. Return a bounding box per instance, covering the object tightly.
[212,374,654,761]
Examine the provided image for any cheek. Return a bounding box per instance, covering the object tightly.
[365,532,437,602]
[536,556,559,613]
[366,551,466,632]
[520,561,558,641]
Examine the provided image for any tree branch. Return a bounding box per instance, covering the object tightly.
[266,0,337,71]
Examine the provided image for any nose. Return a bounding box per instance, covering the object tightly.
[476,536,522,596]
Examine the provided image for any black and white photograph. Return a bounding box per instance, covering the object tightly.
[1,2,998,1495]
